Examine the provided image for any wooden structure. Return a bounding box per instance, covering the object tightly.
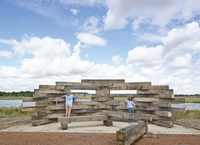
[58,115,113,130]
[116,120,148,145]
[23,79,185,127]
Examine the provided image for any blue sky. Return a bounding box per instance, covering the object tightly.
[0,0,200,94]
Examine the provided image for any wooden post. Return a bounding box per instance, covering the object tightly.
[116,120,148,145]
[103,116,113,126]
[61,122,68,130]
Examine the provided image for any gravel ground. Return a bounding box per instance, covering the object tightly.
[1,117,200,145]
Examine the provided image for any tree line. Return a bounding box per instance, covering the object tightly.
[0,91,33,97]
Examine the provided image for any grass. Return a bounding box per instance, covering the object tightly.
[0,107,34,118]
[172,110,200,120]
[184,97,200,103]
[0,97,23,100]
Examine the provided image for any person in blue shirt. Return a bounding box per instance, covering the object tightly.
[125,97,136,124]
[62,90,78,117]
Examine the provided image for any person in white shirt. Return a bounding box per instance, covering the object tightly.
[62,90,78,117]
[125,97,136,123]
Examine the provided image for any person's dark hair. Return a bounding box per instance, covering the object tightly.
[128,97,132,100]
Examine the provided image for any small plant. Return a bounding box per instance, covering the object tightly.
[172,110,200,120]
[0,107,34,118]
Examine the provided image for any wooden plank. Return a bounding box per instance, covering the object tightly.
[137,105,185,112]
[151,120,173,128]
[81,79,125,84]
[134,97,185,103]
[109,86,142,90]
[22,97,35,102]
[116,120,148,145]
[142,85,169,90]
[32,118,55,126]
[151,115,176,121]
[58,115,107,122]
[39,85,56,90]
[102,111,152,121]
[137,89,173,95]
[125,82,151,86]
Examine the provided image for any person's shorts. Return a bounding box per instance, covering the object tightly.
[65,103,72,107]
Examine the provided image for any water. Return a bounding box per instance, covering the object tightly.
[0,100,35,108]
[0,100,200,110]
[172,103,200,110]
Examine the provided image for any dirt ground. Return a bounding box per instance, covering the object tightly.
[0,117,200,145]
[0,132,200,145]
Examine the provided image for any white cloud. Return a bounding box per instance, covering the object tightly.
[167,53,192,69]
[126,45,163,67]
[112,55,123,66]
[0,36,135,91]
[59,0,106,6]
[77,33,107,46]
[0,50,12,57]
[162,22,200,57]
[82,16,100,34]
[104,0,200,30]
[70,9,79,15]
[15,36,71,58]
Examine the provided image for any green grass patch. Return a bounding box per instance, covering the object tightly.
[0,97,23,100]
[185,97,200,103]
[172,110,200,120]
[0,107,34,118]
[175,96,200,103]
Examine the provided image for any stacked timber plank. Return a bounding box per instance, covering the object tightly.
[116,120,148,145]
[22,79,185,127]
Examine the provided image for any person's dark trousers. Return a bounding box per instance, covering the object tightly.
[128,108,134,123]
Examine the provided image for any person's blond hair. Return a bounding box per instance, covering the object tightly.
[67,90,71,96]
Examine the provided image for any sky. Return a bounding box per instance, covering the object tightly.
[0,0,200,94]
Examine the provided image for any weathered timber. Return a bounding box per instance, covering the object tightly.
[151,115,176,121]
[109,85,142,90]
[32,118,55,126]
[137,89,173,95]
[61,122,68,130]
[116,120,148,145]
[137,105,185,112]
[151,120,173,128]
[22,97,35,102]
[102,111,152,121]
[58,115,107,122]
[103,120,113,126]
[142,85,169,90]
[39,85,56,90]
[134,97,185,103]
[81,79,125,84]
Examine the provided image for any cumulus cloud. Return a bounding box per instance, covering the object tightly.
[0,36,134,91]
[70,9,79,15]
[104,0,200,30]
[112,55,123,66]
[77,33,107,46]
[14,36,71,58]
[81,16,100,34]
[167,53,192,69]
[0,50,12,57]
[126,45,163,67]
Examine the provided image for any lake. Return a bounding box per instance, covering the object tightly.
[0,100,200,110]
[172,103,200,110]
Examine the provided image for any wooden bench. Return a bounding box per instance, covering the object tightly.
[58,115,113,130]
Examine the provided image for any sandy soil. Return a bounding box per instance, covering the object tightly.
[1,117,200,145]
